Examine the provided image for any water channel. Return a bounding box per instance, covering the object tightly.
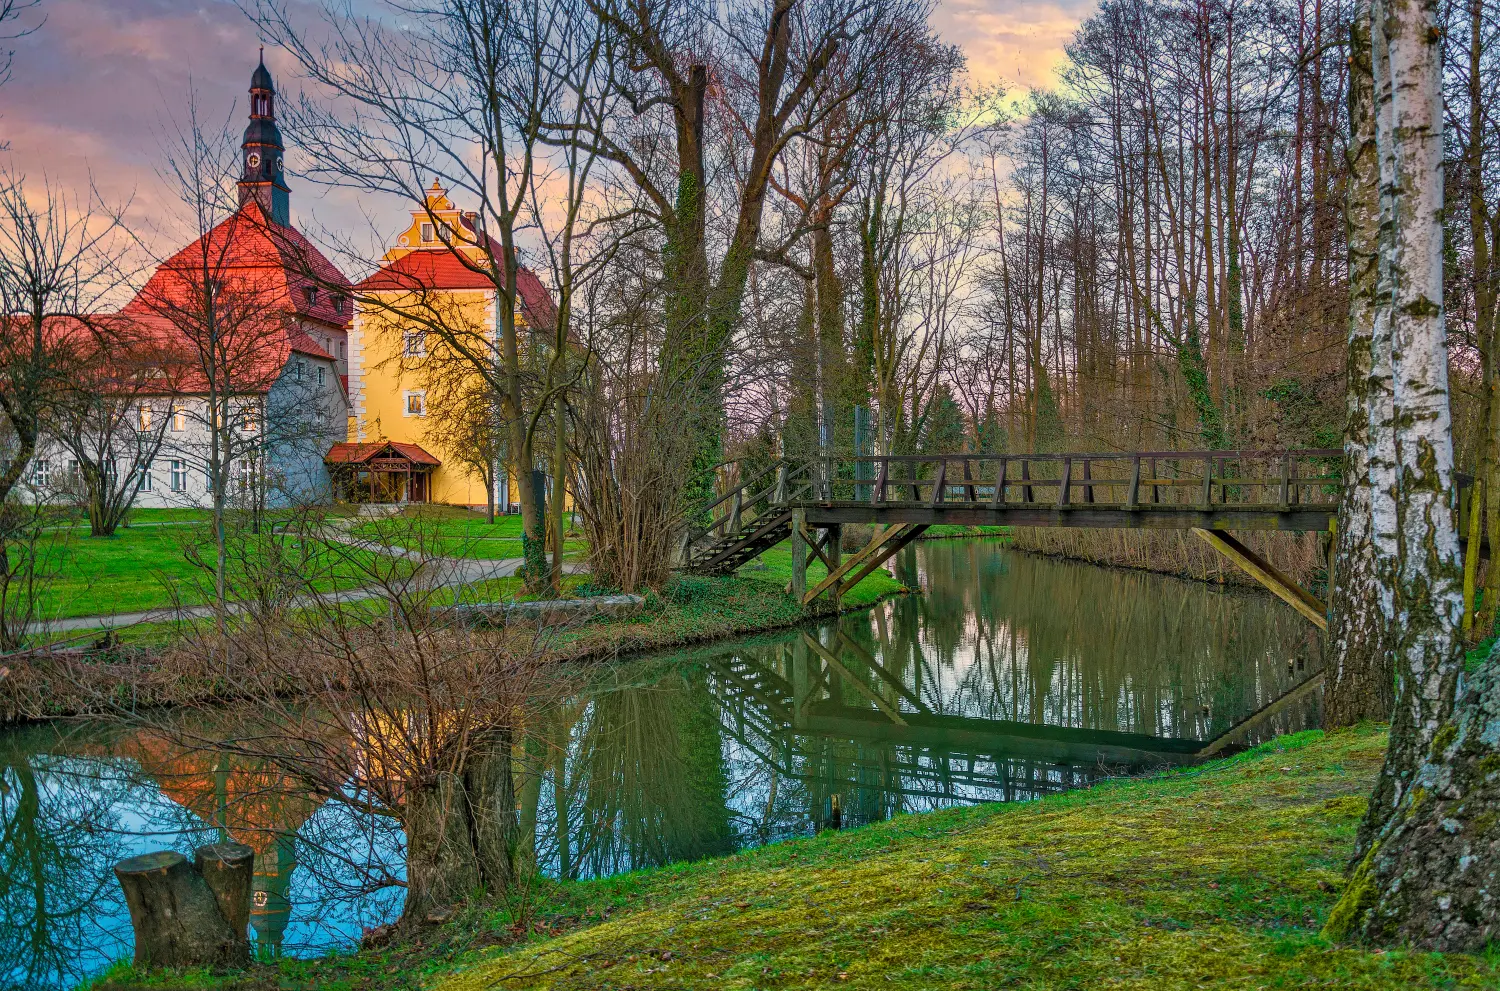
[0,540,1324,990]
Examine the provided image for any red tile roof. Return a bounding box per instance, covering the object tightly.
[357,244,557,330]
[125,200,352,330]
[325,440,441,467]
[93,200,351,394]
[7,312,289,395]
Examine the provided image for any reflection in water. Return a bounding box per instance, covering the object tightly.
[2,541,1321,988]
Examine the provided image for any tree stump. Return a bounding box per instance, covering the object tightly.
[114,844,254,969]
[195,843,255,955]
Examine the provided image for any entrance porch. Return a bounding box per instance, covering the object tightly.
[325,441,441,504]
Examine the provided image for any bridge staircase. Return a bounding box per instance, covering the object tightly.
[680,463,815,576]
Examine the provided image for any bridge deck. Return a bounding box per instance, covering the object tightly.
[795,500,1336,531]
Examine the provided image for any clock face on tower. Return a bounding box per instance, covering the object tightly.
[248,152,262,169]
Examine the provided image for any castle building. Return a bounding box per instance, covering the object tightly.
[336,181,556,508]
[21,56,352,509]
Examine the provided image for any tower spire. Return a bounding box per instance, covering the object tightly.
[239,54,289,225]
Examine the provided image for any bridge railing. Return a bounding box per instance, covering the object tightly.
[794,450,1346,511]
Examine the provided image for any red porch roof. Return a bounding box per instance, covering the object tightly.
[325,440,441,467]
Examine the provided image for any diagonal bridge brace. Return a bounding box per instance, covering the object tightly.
[1191,527,1327,630]
[802,522,929,606]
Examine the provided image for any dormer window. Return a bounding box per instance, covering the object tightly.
[421,222,434,243]
[332,294,346,314]
[304,286,318,306]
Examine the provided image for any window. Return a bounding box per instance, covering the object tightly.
[30,459,50,487]
[404,391,426,417]
[403,330,425,357]
[171,406,186,432]
[332,294,346,315]
[237,459,257,494]
[304,286,318,307]
[313,404,327,427]
[338,341,347,359]
[67,459,80,484]
[137,462,153,492]
[294,359,305,382]
[420,222,435,243]
[239,405,258,432]
[137,404,152,432]
[317,366,326,387]
[170,460,187,493]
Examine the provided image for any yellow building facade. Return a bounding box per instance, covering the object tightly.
[343,183,555,508]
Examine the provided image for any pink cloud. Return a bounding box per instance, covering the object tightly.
[0,0,1098,283]
[933,0,1098,92]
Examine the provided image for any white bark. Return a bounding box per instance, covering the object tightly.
[1372,0,1465,820]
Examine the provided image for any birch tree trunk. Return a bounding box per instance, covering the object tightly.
[1325,0,1500,943]
[1358,0,1465,853]
[1325,7,1397,729]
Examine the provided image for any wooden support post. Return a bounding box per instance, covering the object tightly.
[992,458,1008,508]
[1191,528,1327,630]
[1150,457,1160,503]
[791,507,807,603]
[728,490,743,535]
[1279,454,1291,511]
[1126,456,1141,510]
[931,460,948,506]
[1021,459,1033,503]
[827,524,842,609]
[872,459,888,505]
[907,460,920,501]
[774,465,789,503]
[963,459,977,502]
[1201,456,1213,508]
[1082,459,1094,504]
[1057,457,1072,508]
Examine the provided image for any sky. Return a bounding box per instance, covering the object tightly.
[0,0,1096,277]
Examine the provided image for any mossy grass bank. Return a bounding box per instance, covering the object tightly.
[89,726,1500,990]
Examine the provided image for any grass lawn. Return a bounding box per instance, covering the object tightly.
[38,522,390,620]
[351,505,589,560]
[93,727,1500,991]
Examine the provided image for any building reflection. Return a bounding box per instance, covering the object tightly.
[104,731,321,957]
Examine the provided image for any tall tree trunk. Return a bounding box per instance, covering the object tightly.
[402,773,483,925]
[1469,0,1500,637]
[1326,8,1397,728]
[1352,0,1464,860]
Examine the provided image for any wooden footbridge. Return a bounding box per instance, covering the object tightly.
[680,449,1358,629]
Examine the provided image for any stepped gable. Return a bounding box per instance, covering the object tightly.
[356,190,556,330]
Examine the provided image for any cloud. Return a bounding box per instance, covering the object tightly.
[0,0,1099,284]
[932,0,1098,93]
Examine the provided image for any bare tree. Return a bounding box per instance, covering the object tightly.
[0,170,130,648]
[261,0,582,593]
[51,321,184,536]
[1325,6,1397,728]
[142,511,579,926]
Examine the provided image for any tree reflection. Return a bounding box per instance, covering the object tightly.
[0,727,132,991]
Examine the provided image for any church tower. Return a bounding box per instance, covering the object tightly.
[238,51,290,226]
